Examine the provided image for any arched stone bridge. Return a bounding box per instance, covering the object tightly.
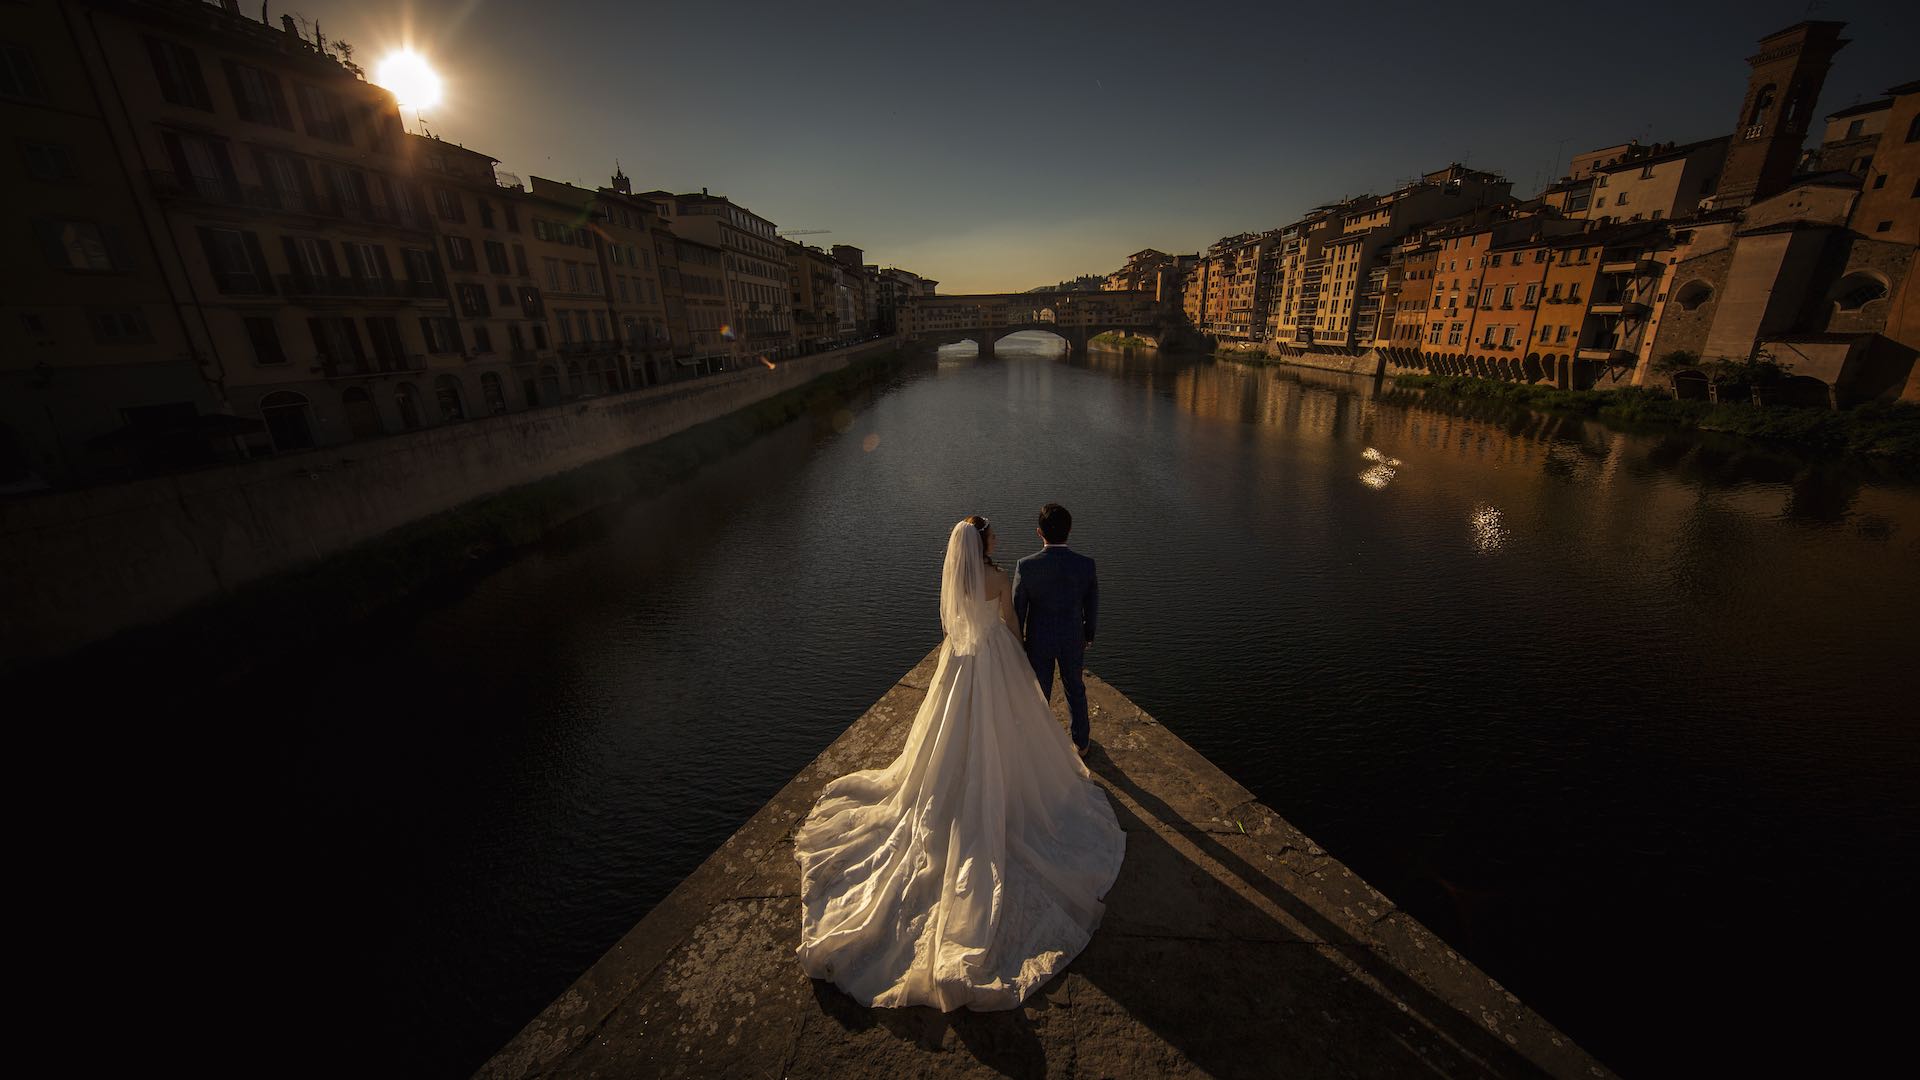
[897,290,1160,354]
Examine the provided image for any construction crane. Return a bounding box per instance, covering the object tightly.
[779,228,832,237]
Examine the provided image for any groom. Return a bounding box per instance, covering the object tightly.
[1013,503,1100,758]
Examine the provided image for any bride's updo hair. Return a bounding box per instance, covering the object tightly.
[964,514,995,567]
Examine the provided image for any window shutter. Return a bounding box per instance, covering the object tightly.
[221,59,249,122]
[144,38,179,102]
[243,232,273,293]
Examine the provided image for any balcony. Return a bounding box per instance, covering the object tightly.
[147,170,431,230]
[1587,301,1649,317]
[320,353,425,378]
[1577,347,1635,365]
[277,274,446,300]
[1600,257,1655,275]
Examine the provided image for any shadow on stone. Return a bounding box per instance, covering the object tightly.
[1084,756,1553,1078]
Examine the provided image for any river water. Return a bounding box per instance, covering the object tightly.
[225,336,1917,1075]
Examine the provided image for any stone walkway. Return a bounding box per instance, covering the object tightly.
[479,650,1613,1078]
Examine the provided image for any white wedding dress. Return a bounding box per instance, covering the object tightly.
[794,521,1126,1011]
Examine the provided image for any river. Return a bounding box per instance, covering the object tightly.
[214,336,1918,1075]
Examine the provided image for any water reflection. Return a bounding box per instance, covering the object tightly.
[1469,505,1509,554]
[243,343,1920,1078]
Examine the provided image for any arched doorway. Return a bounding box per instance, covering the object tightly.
[342,386,382,440]
[260,390,315,452]
[538,365,561,405]
[481,372,508,415]
[435,374,467,422]
[395,382,425,430]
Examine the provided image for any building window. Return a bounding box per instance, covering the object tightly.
[402,247,437,285]
[20,141,76,182]
[142,38,208,109]
[366,317,406,367]
[1556,325,1570,343]
[89,309,151,344]
[496,282,514,306]
[445,235,476,271]
[457,283,490,317]
[260,391,315,452]
[36,218,129,272]
[485,240,509,274]
[296,84,352,143]
[1846,118,1864,138]
[1501,285,1515,308]
[1523,284,1538,306]
[420,316,462,354]
[308,316,365,373]
[196,226,268,292]
[1876,220,1892,233]
[520,286,544,318]
[478,200,495,228]
[566,262,581,291]
[244,316,286,364]
[434,187,464,223]
[473,325,493,354]
[224,61,292,128]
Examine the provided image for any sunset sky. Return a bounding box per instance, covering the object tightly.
[289,0,1919,292]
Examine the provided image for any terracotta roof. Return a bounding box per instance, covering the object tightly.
[1884,80,1920,96]
[1826,98,1893,120]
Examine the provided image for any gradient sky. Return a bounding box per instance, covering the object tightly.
[288,0,1918,293]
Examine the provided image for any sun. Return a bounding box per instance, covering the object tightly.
[374,49,443,110]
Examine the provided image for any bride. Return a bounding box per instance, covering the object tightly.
[794,516,1126,1011]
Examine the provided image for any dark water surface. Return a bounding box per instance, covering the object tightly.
[221,338,1917,1075]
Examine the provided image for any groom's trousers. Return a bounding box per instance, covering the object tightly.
[1028,644,1090,750]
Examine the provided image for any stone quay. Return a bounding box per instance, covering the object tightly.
[480,650,1612,1078]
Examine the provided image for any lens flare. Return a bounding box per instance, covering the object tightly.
[719,324,737,341]
[759,356,776,369]
[861,433,881,453]
[374,50,443,110]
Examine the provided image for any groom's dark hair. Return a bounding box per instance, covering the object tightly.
[1038,503,1072,544]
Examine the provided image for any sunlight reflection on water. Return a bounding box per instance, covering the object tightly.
[1470,504,1509,554]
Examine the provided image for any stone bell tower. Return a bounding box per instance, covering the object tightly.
[1713,21,1848,210]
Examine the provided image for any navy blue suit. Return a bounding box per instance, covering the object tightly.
[1012,545,1099,751]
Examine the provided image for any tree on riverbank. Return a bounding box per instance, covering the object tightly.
[1390,373,1920,465]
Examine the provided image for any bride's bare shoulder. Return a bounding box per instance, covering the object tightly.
[985,564,1011,593]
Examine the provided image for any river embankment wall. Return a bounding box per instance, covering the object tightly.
[0,339,902,676]
[1212,339,1388,377]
